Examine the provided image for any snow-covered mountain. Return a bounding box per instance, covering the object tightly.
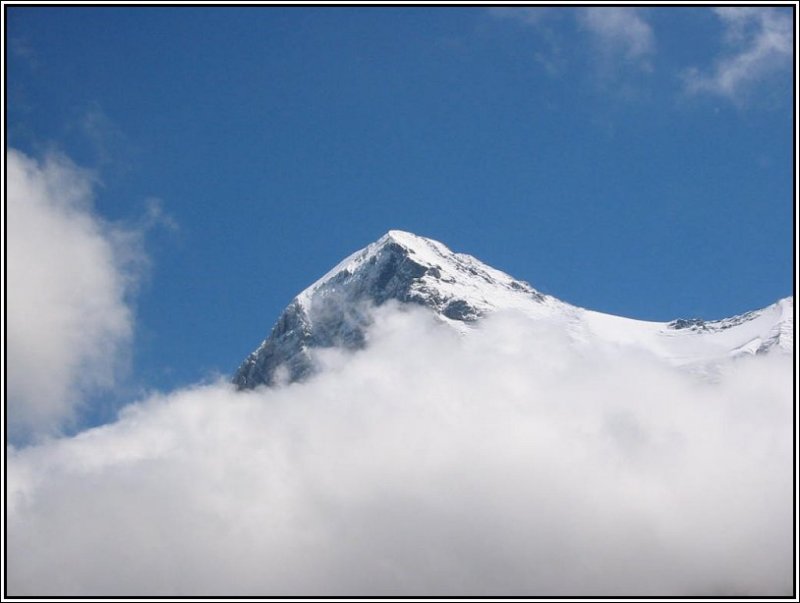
[233,230,793,389]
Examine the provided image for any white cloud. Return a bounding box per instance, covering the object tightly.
[490,7,655,77]
[6,149,144,441]
[7,305,793,596]
[683,8,792,101]
[577,8,655,68]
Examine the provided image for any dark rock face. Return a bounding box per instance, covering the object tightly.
[668,308,761,333]
[233,302,314,388]
[668,318,707,331]
[443,299,479,321]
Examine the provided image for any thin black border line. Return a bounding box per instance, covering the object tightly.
[1,3,799,8]
[2,1,798,601]
[792,0,798,599]
[6,595,795,601]
[4,2,9,601]
[792,0,798,593]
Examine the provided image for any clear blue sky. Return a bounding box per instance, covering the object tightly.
[7,6,794,397]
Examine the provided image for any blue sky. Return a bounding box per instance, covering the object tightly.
[7,5,794,403]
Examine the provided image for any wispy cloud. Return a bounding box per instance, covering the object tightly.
[577,8,655,69]
[683,8,792,101]
[489,7,655,78]
[79,105,129,167]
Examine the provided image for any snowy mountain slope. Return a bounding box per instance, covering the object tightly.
[233,230,793,389]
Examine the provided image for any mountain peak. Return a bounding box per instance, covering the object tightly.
[233,232,792,390]
[234,231,552,388]
[381,229,421,244]
[378,229,445,254]
[293,230,547,316]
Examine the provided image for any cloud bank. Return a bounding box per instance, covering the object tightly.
[7,305,793,596]
[6,149,143,441]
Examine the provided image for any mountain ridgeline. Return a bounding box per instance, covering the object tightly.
[233,230,793,389]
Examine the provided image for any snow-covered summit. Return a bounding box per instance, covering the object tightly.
[233,231,792,389]
[295,229,556,322]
